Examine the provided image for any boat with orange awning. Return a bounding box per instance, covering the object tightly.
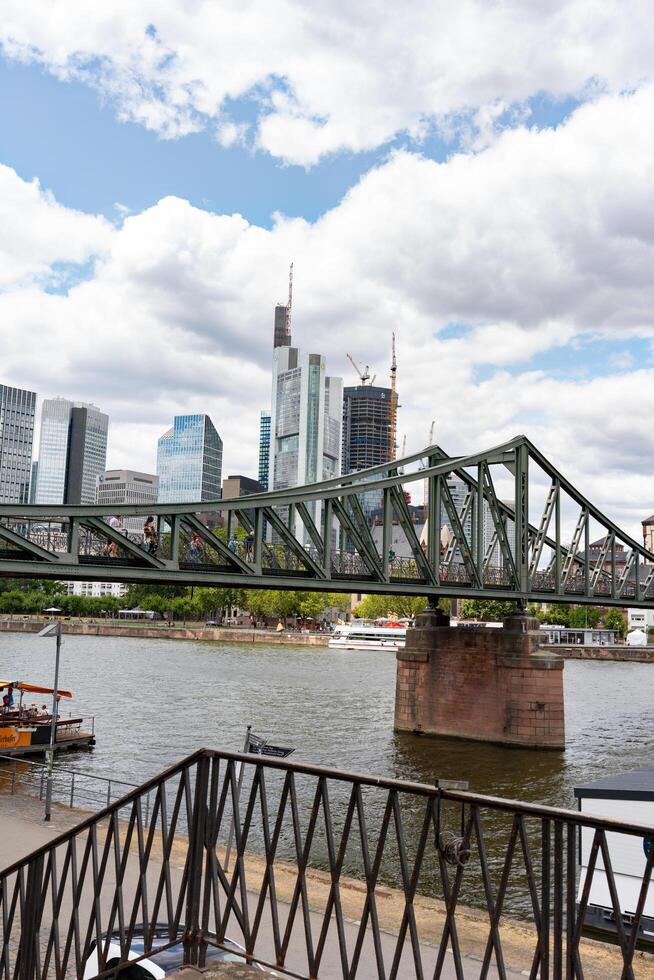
[0,679,95,756]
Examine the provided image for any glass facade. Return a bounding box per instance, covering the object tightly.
[258,411,271,490]
[34,398,108,504]
[0,384,36,504]
[157,415,222,503]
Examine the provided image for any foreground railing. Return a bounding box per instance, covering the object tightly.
[1,748,653,978]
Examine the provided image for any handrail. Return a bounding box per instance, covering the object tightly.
[2,747,654,978]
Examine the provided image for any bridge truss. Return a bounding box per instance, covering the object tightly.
[0,435,652,607]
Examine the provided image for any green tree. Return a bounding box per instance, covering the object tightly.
[538,603,571,626]
[459,599,517,622]
[602,608,627,636]
[353,594,438,620]
[568,605,601,628]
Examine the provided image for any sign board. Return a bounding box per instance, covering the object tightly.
[247,733,295,759]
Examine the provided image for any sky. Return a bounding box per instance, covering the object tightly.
[1,1,654,537]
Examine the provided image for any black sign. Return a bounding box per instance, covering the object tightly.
[247,734,295,759]
[259,744,295,758]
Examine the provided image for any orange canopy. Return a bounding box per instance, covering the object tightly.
[0,680,72,698]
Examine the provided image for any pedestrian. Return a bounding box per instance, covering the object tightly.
[228,534,238,554]
[245,530,254,561]
[188,532,203,564]
[144,516,158,555]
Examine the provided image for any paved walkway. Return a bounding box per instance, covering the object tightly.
[0,793,607,979]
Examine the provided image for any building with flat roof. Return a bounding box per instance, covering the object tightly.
[222,474,264,499]
[157,414,222,503]
[34,398,108,505]
[96,469,159,533]
[0,383,36,504]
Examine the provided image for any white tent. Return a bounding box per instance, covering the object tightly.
[626,628,647,647]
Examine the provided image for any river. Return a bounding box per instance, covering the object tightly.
[2,632,653,911]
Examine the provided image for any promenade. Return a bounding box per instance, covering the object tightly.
[0,792,650,978]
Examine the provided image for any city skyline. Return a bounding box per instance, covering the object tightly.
[1,6,654,539]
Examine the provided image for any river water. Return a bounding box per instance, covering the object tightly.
[2,632,653,910]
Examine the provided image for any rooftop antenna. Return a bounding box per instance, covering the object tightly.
[286,262,293,339]
[389,333,398,461]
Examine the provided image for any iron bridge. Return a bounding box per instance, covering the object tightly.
[1,436,653,608]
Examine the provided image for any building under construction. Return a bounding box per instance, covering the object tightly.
[341,342,398,474]
[341,385,395,473]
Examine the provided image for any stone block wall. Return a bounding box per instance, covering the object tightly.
[394,610,565,749]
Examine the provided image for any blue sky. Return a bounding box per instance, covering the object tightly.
[0,57,579,228]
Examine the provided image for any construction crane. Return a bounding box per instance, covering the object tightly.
[285,262,293,338]
[346,354,376,385]
[389,333,398,461]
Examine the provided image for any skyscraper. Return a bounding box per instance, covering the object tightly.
[258,411,271,490]
[34,398,108,505]
[270,348,342,493]
[0,383,36,504]
[157,414,222,503]
[341,384,394,473]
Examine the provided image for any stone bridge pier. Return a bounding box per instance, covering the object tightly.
[394,609,565,749]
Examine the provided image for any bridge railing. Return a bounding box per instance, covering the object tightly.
[1,747,653,979]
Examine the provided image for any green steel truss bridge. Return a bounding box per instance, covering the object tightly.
[1,435,652,607]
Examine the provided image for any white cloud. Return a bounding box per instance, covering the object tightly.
[2,1,654,164]
[0,165,113,289]
[2,84,654,536]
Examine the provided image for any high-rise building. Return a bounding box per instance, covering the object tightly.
[270,347,342,492]
[34,398,108,505]
[157,414,222,503]
[341,385,394,474]
[96,469,159,532]
[258,411,271,490]
[0,383,37,504]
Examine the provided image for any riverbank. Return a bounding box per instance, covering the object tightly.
[0,792,649,979]
[0,617,329,645]
[1,618,651,660]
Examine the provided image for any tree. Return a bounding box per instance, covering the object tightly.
[602,608,627,636]
[538,603,570,626]
[568,605,601,628]
[353,594,436,620]
[459,599,517,622]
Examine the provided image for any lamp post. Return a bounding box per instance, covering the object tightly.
[37,617,62,822]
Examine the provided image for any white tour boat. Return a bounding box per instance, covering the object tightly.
[328,622,407,651]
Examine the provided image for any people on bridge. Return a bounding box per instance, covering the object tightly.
[188,532,204,564]
[228,534,238,554]
[245,530,254,561]
[144,517,158,556]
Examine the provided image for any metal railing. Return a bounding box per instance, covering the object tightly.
[0,756,146,815]
[1,747,653,978]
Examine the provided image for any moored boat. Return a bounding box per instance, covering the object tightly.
[328,622,407,651]
[0,679,95,756]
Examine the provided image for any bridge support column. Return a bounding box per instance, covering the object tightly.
[394,609,565,749]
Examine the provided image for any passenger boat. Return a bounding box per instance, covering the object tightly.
[575,767,654,949]
[328,622,407,651]
[0,680,95,756]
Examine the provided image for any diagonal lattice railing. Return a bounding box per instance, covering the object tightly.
[1,435,653,607]
[2,748,654,979]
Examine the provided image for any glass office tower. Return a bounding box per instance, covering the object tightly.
[157,415,222,503]
[0,383,37,504]
[34,398,108,505]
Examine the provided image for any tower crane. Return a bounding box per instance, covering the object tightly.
[346,354,375,385]
[389,333,398,461]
